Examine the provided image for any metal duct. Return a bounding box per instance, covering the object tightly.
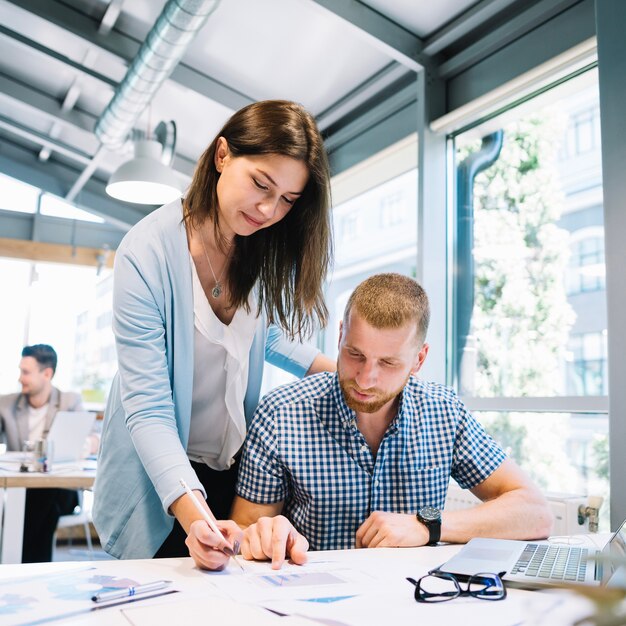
[95,0,220,150]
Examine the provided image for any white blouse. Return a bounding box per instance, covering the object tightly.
[186,256,258,470]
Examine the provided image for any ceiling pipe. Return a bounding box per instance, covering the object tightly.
[95,0,220,150]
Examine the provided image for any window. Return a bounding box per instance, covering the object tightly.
[480,411,607,490]
[324,162,417,359]
[572,108,597,155]
[0,171,116,405]
[563,106,600,159]
[0,174,103,222]
[480,410,609,528]
[379,191,407,228]
[96,311,113,330]
[566,230,605,294]
[261,139,418,393]
[566,332,608,396]
[452,69,608,525]
[340,212,360,242]
[454,70,605,399]
[40,194,104,223]
[0,173,38,214]
[0,258,114,400]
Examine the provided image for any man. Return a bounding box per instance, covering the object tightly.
[231,274,553,568]
[0,344,85,562]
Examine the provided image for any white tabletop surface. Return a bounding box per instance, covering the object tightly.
[0,541,610,626]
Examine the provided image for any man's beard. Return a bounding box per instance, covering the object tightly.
[338,368,410,414]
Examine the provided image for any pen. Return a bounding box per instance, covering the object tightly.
[179,478,243,569]
[91,580,172,603]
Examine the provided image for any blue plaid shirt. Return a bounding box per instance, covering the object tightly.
[236,372,506,550]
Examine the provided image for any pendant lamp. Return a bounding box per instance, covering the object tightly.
[106,121,181,205]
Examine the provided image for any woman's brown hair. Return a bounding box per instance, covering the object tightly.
[184,100,332,338]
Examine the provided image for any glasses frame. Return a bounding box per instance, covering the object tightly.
[414,570,507,603]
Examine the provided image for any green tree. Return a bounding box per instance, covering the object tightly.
[469,115,575,397]
[462,113,581,491]
[482,412,527,464]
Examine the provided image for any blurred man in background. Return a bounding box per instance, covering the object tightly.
[0,344,86,562]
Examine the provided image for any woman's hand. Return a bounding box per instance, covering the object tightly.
[185,519,243,570]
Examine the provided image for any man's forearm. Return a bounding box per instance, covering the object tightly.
[441,488,554,543]
[230,495,283,528]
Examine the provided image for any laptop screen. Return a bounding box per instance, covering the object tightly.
[47,411,96,463]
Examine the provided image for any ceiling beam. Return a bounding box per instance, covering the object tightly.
[437,0,583,79]
[324,76,417,152]
[0,25,118,88]
[0,72,98,137]
[422,0,522,56]
[6,0,254,111]
[317,62,410,131]
[308,0,425,72]
[0,114,92,164]
[0,235,117,269]
[0,74,196,178]
[98,0,124,36]
[0,209,124,253]
[0,139,148,230]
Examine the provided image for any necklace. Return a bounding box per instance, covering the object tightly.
[199,229,228,298]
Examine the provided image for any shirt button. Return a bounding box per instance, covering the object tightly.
[374,479,380,487]
[360,444,368,453]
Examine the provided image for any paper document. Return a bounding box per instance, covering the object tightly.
[122,595,319,626]
[0,566,178,625]
[204,559,377,603]
[262,587,565,626]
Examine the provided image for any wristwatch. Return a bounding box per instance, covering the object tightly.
[416,506,441,545]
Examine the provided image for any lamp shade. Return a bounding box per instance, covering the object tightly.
[106,139,181,205]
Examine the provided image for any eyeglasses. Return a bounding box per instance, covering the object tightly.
[408,570,507,603]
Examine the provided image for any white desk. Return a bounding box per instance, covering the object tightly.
[0,467,96,564]
[0,545,604,626]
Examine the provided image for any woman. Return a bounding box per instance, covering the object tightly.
[93,100,334,570]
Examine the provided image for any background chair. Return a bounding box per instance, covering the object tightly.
[53,489,93,560]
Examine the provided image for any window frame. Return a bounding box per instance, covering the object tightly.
[447,68,609,418]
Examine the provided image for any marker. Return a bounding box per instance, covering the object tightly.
[179,478,243,570]
[91,580,172,603]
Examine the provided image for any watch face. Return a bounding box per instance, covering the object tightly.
[419,506,440,521]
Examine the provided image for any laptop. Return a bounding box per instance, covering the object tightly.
[438,517,626,588]
[46,410,96,464]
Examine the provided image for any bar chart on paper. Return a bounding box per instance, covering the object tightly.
[205,559,377,604]
[258,572,346,587]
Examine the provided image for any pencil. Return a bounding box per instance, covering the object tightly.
[179,478,243,570]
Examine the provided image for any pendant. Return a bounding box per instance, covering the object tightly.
[211,283,222,298]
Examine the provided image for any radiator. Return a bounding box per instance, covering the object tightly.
[444,482,591,536]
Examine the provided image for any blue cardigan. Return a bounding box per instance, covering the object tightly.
[92,200,318,559]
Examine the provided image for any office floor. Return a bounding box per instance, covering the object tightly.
[53,538,113,562]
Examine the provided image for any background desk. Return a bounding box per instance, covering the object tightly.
[0,468,96,564]
[0,545,602,626]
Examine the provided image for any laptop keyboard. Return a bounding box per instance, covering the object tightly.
[510,543,588,582]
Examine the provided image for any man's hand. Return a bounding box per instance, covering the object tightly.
[185,519,242,570]
[240,515,309,569]
[356,511,429,548]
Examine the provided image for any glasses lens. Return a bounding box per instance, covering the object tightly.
[468,573,506,601]
[416,573,460,603]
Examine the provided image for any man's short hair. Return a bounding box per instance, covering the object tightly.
[343,274,430,344]
[22,344,57,375]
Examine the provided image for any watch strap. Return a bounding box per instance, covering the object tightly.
[417,510,441,545]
